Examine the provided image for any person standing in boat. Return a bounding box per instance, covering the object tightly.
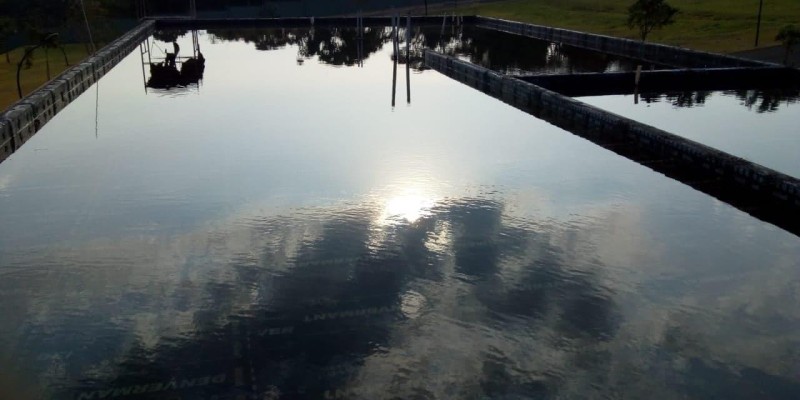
[166,41,180,67]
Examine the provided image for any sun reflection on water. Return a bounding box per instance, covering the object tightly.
[378,190,437,225]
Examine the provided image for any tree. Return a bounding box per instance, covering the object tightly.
[627,0,678,42]
[775,24,800,65]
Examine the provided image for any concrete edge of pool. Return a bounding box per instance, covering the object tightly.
[0,15,798,237]
[423,50,800,236]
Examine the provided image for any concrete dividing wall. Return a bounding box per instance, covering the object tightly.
[515,67,800,97]
[476,16,771,69]
[0,20,156,164]
[424,50,800,235]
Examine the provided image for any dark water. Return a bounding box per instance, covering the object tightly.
[580,91,800,177]
[1,29,800,399]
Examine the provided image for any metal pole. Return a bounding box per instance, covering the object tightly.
[755,0,763,47]
[357,13,363,67]
[391,15,398,107]
[78,0,96,55]
[406,15,411,104]
[140,43,148,93]
[394,15,399,57]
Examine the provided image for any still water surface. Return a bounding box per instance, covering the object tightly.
[1,29,800,399]
[580,91,800,177]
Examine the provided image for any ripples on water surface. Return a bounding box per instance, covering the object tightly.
[1,28,800,399]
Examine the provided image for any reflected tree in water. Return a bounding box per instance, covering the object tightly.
[205,25,638,75]
[641,91,711,108]
[731,89,800,113]
[208,27,393,67]
[434,26,638,75]
[153,29,188,44]
[638,89,800,112]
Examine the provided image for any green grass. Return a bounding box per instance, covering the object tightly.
[456,0,800,53]
[0,44,92,111]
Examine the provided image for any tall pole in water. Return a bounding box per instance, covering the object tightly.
[391,15,398,107]
[406,15,411,104]
[356,13,361,67]
[755,0,763,47]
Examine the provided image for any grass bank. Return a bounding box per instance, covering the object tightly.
[448,0,799,53]
[1,44,93,111]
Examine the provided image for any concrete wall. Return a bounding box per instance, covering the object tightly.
[476,16,772,69]
[424,49,800,235]
[515,67,800,97]
[0,21,156,165]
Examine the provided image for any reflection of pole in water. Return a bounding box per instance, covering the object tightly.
[139,41,148,94]
[192,30,199,58]
[394,16,400,58]
[193,29,202,89]
[634,65,642,105]
[391,15,398,107]
[95,80,99,139]
[357,12,363,67]
[406,15,411,104]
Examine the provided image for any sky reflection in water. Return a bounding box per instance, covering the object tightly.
[580,91,800,177]
[0,28,800,399]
